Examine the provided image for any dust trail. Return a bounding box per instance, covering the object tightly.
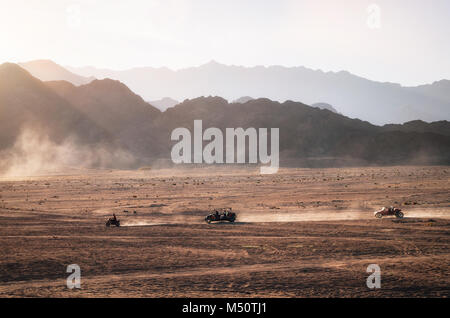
[114,209,450,226]
[237,210,369,223]
[121,216,202,226]
[238,208,450,223]
[121,221,171,227]
[402,209,450,219]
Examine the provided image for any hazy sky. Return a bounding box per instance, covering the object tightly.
[1,0,449,86]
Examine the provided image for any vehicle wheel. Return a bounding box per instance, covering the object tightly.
[106,221,111,227]
[395,212,404,218]
[375,213,382,219]
[205,218,211,224]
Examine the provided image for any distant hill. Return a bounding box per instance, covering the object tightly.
[1,63,449,172]
[19,60,95,86]
[0,63,109,150]
[155,97,450,166]
[0,63,138,173]
[382,120,450,137]
[311,103,338,113]
[233,96,254,104]
[46,79,161,158]
[407,80,450,104]
[67,60,450,125]
[149,97,179,111]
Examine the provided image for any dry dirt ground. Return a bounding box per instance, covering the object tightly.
[0,166,449,297]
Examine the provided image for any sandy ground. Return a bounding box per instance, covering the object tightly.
[0,166,449,297]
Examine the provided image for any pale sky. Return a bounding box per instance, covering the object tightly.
[0,0,449,86]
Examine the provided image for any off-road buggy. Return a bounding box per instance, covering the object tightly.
[205,208,236,224]
[374,206,404,219]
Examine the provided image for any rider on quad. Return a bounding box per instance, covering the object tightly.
[106,213,120,227]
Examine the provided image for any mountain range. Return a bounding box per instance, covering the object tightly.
[64,60,450,125]
[149,97,179,111]
[0,63,136,173]
[0,63,108,149]
[19,60,95,86]
[1,62,449,173]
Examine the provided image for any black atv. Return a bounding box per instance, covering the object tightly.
[205,209,236,224]
[106,217,120,227]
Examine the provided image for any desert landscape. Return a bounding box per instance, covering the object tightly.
[0,165,448,297]
[1,2,450,301]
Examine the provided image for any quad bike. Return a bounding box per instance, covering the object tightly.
[205,208,236,224]
[374,207,404,219]
[106,217,121,227]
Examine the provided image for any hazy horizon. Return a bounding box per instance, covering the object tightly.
[1,0,450,86]
[66,59,449,87]
[12,58,449,88]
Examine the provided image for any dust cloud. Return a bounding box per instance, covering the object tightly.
[0,129,136,177]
